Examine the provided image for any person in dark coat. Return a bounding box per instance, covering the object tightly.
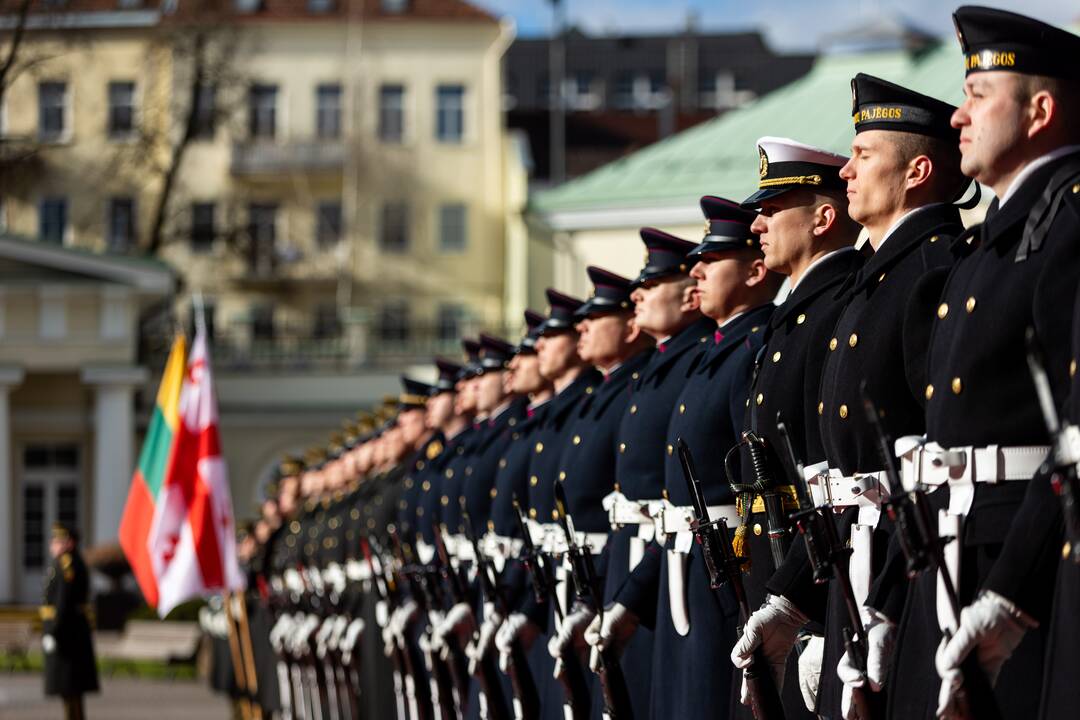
[589,197,783,720]
[41,521,99,720]
[495,288,602,720]
[589,227,714,720]
[818,75,970,719]
[923,8,1080,720]
[543,267,653,720]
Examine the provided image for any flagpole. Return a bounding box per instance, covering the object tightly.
[193,290,207,339]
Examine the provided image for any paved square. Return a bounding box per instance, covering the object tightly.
[0,673,232,719]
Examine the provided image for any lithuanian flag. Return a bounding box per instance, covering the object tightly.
[118,335,186,609]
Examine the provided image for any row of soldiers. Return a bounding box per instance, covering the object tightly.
[229,6,1080,720]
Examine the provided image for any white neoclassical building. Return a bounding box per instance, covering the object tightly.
[0,234,173,604]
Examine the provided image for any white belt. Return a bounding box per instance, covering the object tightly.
[602,490,662,528]
[526,520,607,555]
[480,532,523,560]
[415,539,435,564]
[897,436,1049,492]
[653,500,740,554]
[803,461,890,509]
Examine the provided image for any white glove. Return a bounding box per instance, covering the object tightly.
[798,634,824,712]
[934,591,1037,719]
[837,608,896,719]
[340,617,365,664]
[583,602,638,667]
[731,594,808,704]
[548,602,596,660]
[495,613,538,672]
[324,563,347,596]
[434,602,476,647]
[42,634,56,654]
[468,608,503,675]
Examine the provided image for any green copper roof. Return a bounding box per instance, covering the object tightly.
[531,41,966,216]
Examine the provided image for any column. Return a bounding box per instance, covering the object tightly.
[81,366,148,546]
[0,366,25,603]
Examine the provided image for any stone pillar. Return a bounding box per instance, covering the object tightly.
[81,366,148,546]
[0,366,25,603]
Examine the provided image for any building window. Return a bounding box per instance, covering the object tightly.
[193,83,216,139]
[316,200,342,248]
[316,83,342,139]
[108,81,136,138]
[435,84,464,143]
[249,83,278,140]
[438,203,466,253]
[381,0,408,13]
[107,197,136,252]
[39,197,67,245]
[248,203,278,276]
[566,72,600,110]
[191,202,215,253]
[313,303,341,339]
[378,301,410,342]
[379,201,408,253]
[307,0,334,12]
[437,303,464,342]
[38,81,67,141]
[251,303,275,341]
[22,485,44,569]
[378,84,404,143]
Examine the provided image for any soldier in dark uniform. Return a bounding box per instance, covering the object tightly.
[496,289,601,720]
[727,135,864,720]
[788,75,971,719]
[41,521,99,720]
[543,267,653,716]
[584,228,714,720]
[918,9,1080,720]
[473,312,552,682]
[592,198,781,720]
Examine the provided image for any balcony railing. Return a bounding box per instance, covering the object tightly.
[231,139,346,176]
[141,317,517,373]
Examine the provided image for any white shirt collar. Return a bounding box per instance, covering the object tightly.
[999,145,1080,207]
[788,246,857,296]
[602,361,623,378]
[875,204,939,251]
[717,310,746,331]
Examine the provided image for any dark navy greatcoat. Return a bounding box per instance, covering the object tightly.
[462,397,530,539]
[557,351,652,534]
[437,424,481,537]
[603,317,714,720]
[615,305,772,720]
[733,246,864,720]
[806,205,961,719]
[521,369,602,720]
[886,152,1080,720]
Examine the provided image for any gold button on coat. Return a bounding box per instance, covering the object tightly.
[829,338,838,351]
[530,475,538,486]
[839,404,848,419]
[490,488,497,498]
[529,508,537,519]
[929,235,939,243]
[848,333,858,348]
[1071,359,1077,378]
[573,435,581,445]
[937,303,949,319]
[679,404,686,414]
[666,444,673,455]
[817,401,823,415]
[753,523,763,536]
[772,351,781,362]
[535,442,544,453]
[925,384,934,400]
[756,393,764,405]
[629,405,637,414]
[965,296,976,313]
[878,272,886,283]
[559,471,566,481]
[952,377,963,394]
[796,313,806,324]
[619,443,627,453]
